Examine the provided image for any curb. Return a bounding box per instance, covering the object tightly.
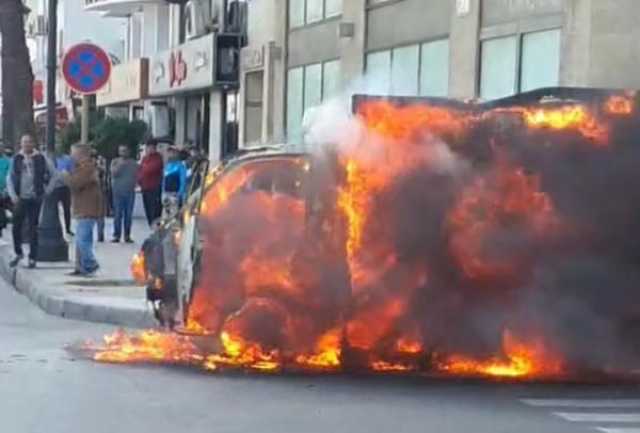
[0,243,157,329]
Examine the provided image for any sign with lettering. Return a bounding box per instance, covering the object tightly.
[148,33,215,96]
[97,58,149,106]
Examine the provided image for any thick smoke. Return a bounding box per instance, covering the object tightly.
[190,92,640,376]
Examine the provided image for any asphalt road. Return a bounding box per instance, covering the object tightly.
[1,278,639,433]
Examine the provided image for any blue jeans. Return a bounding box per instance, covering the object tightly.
[76,218,98,274]
[112,191,135,240]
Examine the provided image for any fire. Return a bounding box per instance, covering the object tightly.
[605,95,634,115]
[85,329,204,365]
[130,252,146,285]
[87,93,640,381]
[521,105,607,143]
[438,330,562,379]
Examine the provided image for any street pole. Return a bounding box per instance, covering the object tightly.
[81,94,89,144]
[37,0,68,262]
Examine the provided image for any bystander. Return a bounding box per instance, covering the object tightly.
[110,145,138,243]
[138,140,163,226]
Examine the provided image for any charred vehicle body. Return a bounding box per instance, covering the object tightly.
[131,88,640,378]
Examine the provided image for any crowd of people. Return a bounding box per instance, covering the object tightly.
[0,134,204,277]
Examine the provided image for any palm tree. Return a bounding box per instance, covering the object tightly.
[0,0,35,150]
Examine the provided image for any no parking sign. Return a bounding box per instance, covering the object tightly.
[62,43,112,95]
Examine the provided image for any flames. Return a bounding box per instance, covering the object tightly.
[82,92,640,381]
[130,253,146,285]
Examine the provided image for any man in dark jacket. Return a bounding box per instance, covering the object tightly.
[7,134,57,268]
[63,144,102,276]
[137,140,163,226]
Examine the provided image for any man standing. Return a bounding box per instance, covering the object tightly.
[7,134,57,268]
[63,144,102,276]
[111,145,138,243]
[137,140,163,226]
[53,148,74,236]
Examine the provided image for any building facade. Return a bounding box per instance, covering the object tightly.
[81,0,640,163]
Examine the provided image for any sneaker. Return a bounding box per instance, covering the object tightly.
[66,270,84,277]
[124,238,134,244]
[9,255,23,268]
[27,259,36,269]
[111,238,120,243]
[98,236,105,243]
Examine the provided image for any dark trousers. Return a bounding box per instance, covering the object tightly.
[113,191,135,239]
[52,186,72,233]
[142,187,162,226]
[12,198,42,260]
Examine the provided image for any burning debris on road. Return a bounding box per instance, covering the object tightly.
[79,90,640,381]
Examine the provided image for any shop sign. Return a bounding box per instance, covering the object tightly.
[97,58,149,106]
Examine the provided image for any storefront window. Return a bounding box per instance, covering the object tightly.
[322,60,341,100]
[480,35,518,100]
[306,0,324,24]
[420,39,450,97]
[366,50,392,94]
[391,45,420,96]
[325,0,343,17]
[289,0,305,28]
[521,29,561,92]
[287,67,304,144]
[290,0,342,28]
[287,60,342,144]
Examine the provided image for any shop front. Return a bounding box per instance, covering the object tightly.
[148,33,218,159]
[97,58,149,123]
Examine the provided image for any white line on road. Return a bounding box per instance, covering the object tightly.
[596,429,640,433]
[554,413,640,423]
[521,399,640,408]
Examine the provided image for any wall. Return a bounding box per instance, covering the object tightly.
[288,20,340,68]
[449,0,481,99]
[366,0,450,52]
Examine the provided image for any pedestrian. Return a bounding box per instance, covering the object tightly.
[0,147,11,238]
[7,134,57,268]
[62,144,102,277]
[137,140,163,226]
[163,146,187,217]
[92,150,108,242]
[110,145,138,243]
[52,146,74,236]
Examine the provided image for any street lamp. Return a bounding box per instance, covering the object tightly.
[37,0,68,262]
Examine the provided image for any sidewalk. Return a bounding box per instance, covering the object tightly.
[0,217,157,328]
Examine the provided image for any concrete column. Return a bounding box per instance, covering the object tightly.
[271,0,287,143]
[156,4,171,52]
[560,0,592,87]
[448,0,481,99]
[209,91,223,163]
[141,7,157,57]
[174,97,187,146]
[339,0,366,86]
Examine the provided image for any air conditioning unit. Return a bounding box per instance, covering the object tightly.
[185,0,212,40]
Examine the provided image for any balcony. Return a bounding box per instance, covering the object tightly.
[84,0,164,17]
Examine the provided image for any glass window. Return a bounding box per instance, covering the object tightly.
[521,29,561,92]
[304,63,323,111]
[420,39,450,97]
[325,0,343,17]
[306,0,324,24]
[480,36,518,100]
[244,71,264,145]
[322,60,341,100]
[289,0,305,28]
[391,45,420,96]
[366,50,391,94]
[287,67,304,144]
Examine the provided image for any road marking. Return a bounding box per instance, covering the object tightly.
[554,413,640,423]
[521,399,640,408]
[596,429,640,433]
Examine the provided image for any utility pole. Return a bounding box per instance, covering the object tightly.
[38,0,68,262]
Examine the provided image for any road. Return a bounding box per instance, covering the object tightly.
[1,277,639,433]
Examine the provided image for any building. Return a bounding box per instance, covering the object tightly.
[82,0,640,163]
[246,0,640,147]
[24,0,126,132]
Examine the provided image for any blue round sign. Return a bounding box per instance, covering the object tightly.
[62,43,112,95]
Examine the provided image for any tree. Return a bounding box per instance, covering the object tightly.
[0,0,35,150]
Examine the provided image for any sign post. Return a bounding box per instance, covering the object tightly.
[62,43,112,144]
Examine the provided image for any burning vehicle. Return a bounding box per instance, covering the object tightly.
[92,87,640,380]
